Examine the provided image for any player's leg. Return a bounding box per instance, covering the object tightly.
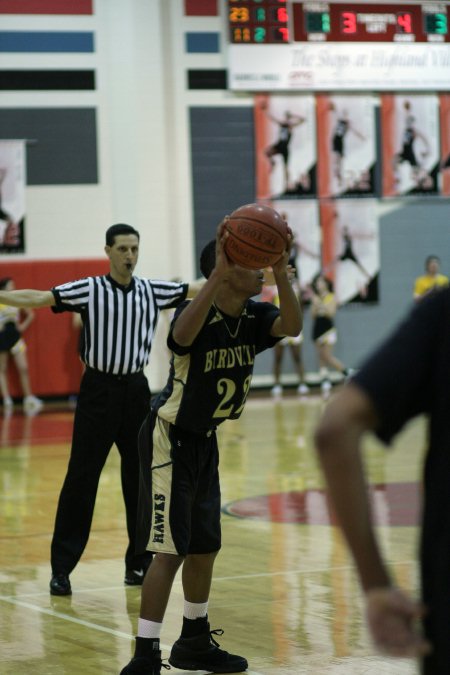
[121,417,195,674]
[0,351,12,408]
[290,343,309,394]
[320,341,346,374]
[11,340,43,411]
[169,431,248,673]
[116,373,152,583]
[265,144,277,170]
[271,341,284,396]
[50,371,117,594]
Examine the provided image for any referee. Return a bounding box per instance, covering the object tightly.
[0,223,198,595]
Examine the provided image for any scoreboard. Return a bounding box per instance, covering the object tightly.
[229,0,290,43]
[293,3,449,43]
[227,1,450,90]
[228,1,449,44]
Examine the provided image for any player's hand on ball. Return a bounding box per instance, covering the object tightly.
[271,229,293,276]
[215,218,235,278]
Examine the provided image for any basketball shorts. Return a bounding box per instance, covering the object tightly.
[147,415,221,556]
[10,337,26,355]
[313,317,337,346]
[0,322,22,353]
[279,332,303,347]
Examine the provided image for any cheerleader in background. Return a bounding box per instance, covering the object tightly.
[0,277,43,413]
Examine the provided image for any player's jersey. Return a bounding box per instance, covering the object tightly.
[334,119,349,138]
[402,126,415,149]
[154,299,280,433]
[278,123,291,144]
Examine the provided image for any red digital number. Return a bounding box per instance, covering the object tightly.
[396,13,412,33]
[277,7,288,22]
[341,11,357,34]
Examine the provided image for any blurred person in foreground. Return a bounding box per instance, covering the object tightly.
[314,286,450,674]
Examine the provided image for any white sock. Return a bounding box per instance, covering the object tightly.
[137,618,162,639]
[183,600,208,620]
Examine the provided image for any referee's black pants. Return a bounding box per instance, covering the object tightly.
[51,368,151,576]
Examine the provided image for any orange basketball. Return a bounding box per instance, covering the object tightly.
[224,203,288,270]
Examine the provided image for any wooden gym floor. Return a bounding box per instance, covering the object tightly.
[0,389,424,674]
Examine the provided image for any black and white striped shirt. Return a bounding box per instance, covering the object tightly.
[52,275,188,375]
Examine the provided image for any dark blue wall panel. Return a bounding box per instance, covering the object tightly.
[0,31,94,52]
[190,106,255,271]
[0,108,98,184]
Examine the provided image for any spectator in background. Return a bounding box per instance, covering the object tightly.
[263,281,308,397]
[413,255,448,301]
[310,273,352,395]
[0,277,43,413]
[314,287,450,673]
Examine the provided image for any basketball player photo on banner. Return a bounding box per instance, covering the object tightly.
[271,200,321,293]
[0,141,26,253]
[320,200,379,305]
[254,94,316,201]
[439,95,450,197]
[381,94,440,197]
[316,94,378,200]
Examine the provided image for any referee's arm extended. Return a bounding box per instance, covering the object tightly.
[0,289,55,308]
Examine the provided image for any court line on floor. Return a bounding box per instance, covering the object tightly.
[0,559,416,601]
[0,597,264,675]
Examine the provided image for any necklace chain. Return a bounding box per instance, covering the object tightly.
[214,305,242,339]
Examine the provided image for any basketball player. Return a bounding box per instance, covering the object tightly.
[315,286,450,673]
[261,105,306,193]
[330,107,365,187]
[0,224,203,596]
[120,219,302,674]
[323,221,374,300]
[393,103,432,190]
[0,168,20,248]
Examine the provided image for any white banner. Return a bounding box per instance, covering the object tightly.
[0,141,26,253]
[229,43,450,91]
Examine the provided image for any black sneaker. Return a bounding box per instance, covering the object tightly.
[125,568,149,585]
[125,554,153,586]
[169,626,248,673]
[49,573,72,596]
[120,651,167,674]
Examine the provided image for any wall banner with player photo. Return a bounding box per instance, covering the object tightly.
[381,95,440,197]
[319,200,379,305]
[0,140,26,254]
[439,95,450,197]
[316,94,378,199]
[254,94,317,202]
[270,199,321,294]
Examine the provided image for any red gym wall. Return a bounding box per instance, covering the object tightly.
[3,259,109,399]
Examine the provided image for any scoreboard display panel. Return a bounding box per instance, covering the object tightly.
[293,2,449,43]
[228,1,449,44]
[228,1,450,90]
[229,1,290,43]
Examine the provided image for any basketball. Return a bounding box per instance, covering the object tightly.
[224,203,288,270]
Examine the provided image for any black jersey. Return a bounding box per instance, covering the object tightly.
[334,119,349,139]
[278,123,291,144]
[154,299,280,433]
[352,287,450,673]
